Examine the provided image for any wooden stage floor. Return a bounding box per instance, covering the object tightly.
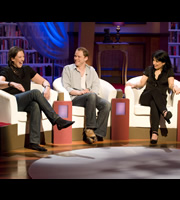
[1,139,180,179]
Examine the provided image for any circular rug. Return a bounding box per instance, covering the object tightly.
[28,146,180,179]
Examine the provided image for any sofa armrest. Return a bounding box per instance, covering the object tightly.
[48,89,58,106]
[116,89,123,99]
[0,90,18,124]
[53,77,71,101]
[57,92,64,101]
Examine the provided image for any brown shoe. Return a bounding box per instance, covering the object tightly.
[85,129,96,137]
[83,129,96,144]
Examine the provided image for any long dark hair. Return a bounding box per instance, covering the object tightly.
[8,46,24,67]
[152,50,172,71]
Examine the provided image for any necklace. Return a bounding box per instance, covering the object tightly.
[10,65,25,79]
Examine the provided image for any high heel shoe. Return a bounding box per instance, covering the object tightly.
[55,117,75,130]
[150,131,158,144]
[163,111,172,124]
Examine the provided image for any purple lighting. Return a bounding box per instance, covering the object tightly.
[58,105,68,118]
[116,102,126,115]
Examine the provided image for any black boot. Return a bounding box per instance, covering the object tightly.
[55,117,75,130]
[29,143,47,151]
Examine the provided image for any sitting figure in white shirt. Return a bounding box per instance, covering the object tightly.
[62,47,111,144]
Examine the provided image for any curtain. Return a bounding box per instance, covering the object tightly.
[17,22,69,60]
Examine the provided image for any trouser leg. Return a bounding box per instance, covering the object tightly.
[94,96,111,137]
[24,101,41,144]
[140,89,167,133]
[15,89,60,144]
[72,93,111,137]
[15,89,59,125]
[150,100,161,133]
[72,93,97,129]
[140,89,167,114]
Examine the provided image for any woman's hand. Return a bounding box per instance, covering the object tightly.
[10,82,25,92]
[173,85,180,95]
[43,86,51,100]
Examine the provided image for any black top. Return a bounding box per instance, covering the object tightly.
[143,65,174,98]
[0,65,37,95]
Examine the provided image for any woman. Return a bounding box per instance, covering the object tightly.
[126,50,180,144]
[0,46,74,151]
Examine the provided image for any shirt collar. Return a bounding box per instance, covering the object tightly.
[74,64,90,72]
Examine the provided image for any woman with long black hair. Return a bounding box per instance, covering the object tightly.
[126,50,180,144]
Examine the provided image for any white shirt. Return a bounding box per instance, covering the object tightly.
[81,71,86,90]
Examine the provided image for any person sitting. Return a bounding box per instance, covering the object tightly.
[62,47,111,144]
[0,46,74,151]
[126,50,180,144]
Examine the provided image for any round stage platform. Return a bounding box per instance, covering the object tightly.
[28,146,180,179]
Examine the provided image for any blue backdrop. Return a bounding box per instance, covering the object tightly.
[17,22,69,60]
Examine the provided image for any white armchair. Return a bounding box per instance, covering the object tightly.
[0,82,58,136]
[53,77,117,140]
[125,76,180,130]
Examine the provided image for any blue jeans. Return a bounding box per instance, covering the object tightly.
[15,89,59,144]
[72,93,111,137]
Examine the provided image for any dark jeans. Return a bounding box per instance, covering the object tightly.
[15,89,60,144]
[139,88,167,133]
[72,93,111,137]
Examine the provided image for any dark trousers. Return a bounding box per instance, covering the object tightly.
[139,88,167,133]
[15,89,60,144]
[72,93,111,137]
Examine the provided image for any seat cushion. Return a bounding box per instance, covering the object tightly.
[72,106,85,116]
[134,104,173,116]
[17,112,27,122]
[134,104,150,116]
[17,111,47,122]
[72,106,99,117]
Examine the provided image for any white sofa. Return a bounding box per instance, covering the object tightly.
[0,82,58,136]
[125,76,180,129]
[53,77,117,138]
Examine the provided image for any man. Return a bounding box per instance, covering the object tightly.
[62,47,111,144]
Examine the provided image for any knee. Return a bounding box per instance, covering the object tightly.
[105,101,111,112]
[101,100,111,112]
[87,93,97,101]
[31,89,42,96]
[30,101,40,112]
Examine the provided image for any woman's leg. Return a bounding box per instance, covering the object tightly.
[140,89,164,143]
[15,90,74,150]
[24,101,41,145]
[15,89,59,125]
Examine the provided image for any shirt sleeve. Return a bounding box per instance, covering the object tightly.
[168,67,174,78]
[143,66,151,77]
[62,65,74,93]
[27,65,37,79]
[0,67,10,80]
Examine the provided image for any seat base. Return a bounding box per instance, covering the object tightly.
[0,124,52,154]
[72,127,111,141]
[129,127,177,141]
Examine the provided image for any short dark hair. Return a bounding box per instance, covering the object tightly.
[76,47,89,57]
[152,50,172,70]
[8,46,24,66]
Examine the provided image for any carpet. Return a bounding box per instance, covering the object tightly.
[28,146,180,179]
